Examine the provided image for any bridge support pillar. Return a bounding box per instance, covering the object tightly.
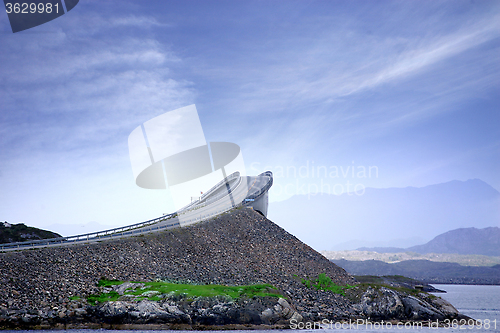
[247,191,269,217]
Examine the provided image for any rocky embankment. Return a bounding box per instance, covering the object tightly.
[0,208,470,329]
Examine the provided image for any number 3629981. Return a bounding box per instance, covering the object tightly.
[5,2,60,14]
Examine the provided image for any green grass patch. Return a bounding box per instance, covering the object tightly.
[300,273,354,295]
[98,279,124,287]
[87,279,282,305]
[88,291,121,304]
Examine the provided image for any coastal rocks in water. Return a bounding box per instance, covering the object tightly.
[0,294,304,329]
[352,286,404,319]
[260,298,303,325]
[402,296,446,320]
[98,301,129,321]
[91,296,300,326]
[0,281,470,329]
[429,297,459,317]
[349,285,464,322]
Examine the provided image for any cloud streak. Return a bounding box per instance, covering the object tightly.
[205,9,500,153]
[351,17,500,95]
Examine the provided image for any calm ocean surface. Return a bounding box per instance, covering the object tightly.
[5,284,499,332]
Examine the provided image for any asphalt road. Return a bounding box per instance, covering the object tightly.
[154,173,271,228]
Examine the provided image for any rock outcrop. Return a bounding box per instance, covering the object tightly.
[350,286,460,321]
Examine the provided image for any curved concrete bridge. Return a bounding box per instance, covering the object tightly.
[0,171,273,252]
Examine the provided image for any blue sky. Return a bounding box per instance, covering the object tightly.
[1,0,499,233]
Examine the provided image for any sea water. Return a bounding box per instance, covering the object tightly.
[4,284,499,332]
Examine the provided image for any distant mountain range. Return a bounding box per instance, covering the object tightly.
[330,226,500,285]
[269,179,500,251]
[358,227,500,256]
[333,259,500,285]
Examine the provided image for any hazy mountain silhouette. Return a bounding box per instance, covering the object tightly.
[409,227,500,256]
[358,227,500,256]
[333,259,500,284]
[269,179,500,251]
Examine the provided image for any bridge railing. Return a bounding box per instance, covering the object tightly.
[0,213,177,252]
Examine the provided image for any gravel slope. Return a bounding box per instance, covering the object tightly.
[0,208,354,319]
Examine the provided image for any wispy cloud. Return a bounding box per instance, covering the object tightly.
[209,11,499,142]
[0,15,193,161]
[235,16,500,112]
[109,15,168,28]
[349,17,500,96]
